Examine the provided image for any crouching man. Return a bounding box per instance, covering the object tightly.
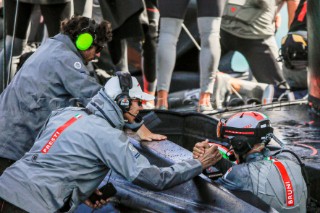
[193,111,308,212]
[0,72,221,213]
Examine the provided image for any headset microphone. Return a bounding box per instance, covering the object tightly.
[127,111,137,118]
[124,119,144,132]
[127,112,143,122]
[124,112,144,132]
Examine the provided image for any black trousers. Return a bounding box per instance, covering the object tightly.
[220,29,286,85]
[159,0,225,18]
[4,0,71,38]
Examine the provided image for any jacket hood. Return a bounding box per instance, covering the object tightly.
[52,33,86,64]
[86,88,125,130]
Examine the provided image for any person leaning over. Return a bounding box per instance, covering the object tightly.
[193,111,307,212]
[0,16,166,175]
[0,72,221,213]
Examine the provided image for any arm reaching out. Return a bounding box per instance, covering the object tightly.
[137,124,167,141]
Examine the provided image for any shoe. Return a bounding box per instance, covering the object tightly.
[142,102,155,110]
[262,84,295,104]
[198,104,214,112]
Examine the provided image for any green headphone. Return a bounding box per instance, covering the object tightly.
[75,19,96,51]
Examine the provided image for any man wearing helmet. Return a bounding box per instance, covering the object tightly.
[193,111,308,212]
[0,72,221,213]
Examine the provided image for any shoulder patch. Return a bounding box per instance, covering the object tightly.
[74,62,82,69]
[128,143,140,159]
[128,143,137,152]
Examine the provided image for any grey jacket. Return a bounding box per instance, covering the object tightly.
[216,150,307,212]
[221,0,282,39]
[0,89,202,213]
[0,33,102,161]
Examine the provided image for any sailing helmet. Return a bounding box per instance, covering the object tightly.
[217,111,273,155]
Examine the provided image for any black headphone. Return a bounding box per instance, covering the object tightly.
[115,71,133,112]
[75,18,97,51]
[229,136,256,156]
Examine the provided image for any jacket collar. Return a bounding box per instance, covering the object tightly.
[86,88,125,130]
[52,33,86,63]
[245,148,270,163]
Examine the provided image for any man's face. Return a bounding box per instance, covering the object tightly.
[123,99,143,123]
[80,45,102,63]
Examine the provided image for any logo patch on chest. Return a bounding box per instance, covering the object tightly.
[74,62,82,69]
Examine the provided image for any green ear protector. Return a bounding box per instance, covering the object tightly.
[75,19,96,51]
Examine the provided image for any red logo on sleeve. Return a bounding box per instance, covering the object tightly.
[41,114,82,154]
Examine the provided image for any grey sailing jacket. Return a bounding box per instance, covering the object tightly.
[0,89,202,213]
[0,33,102,161]
[216,150,307,212]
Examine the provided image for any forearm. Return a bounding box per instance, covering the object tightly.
[133,159,202,190]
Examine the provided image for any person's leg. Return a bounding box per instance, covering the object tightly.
[27,6,45,44]
[156,0,189,109]
[40,2,71,37]
[0,1,33,93]
[197,0,226,111]
[218,30,234,73]
[141,0,159,108]
[115,39,129,71]
[213,72,267,108]
[240,36,286,85]
[107,39,129,72]
[73,0,93,17]
[282,64,308,90]
[236,36,295,104]
[230,78,267,101]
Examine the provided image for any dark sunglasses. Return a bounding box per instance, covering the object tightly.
[133,99,143,107]
[94,44,104,53]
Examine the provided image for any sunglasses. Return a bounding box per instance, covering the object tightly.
[133,99,143,107]
[94,44,104,53]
